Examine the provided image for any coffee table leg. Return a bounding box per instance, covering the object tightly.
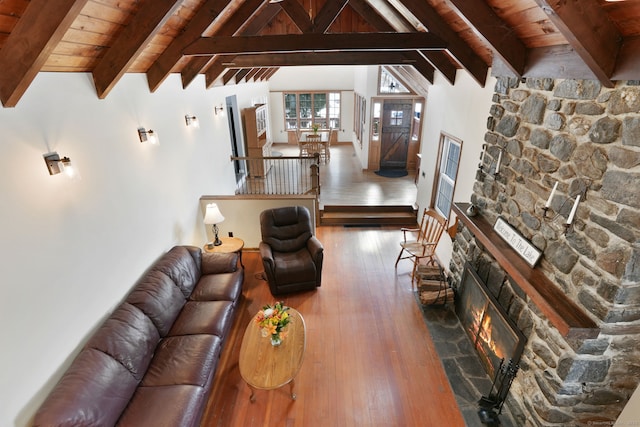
[290,380,296,400]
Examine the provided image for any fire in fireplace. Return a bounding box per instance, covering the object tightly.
[455,262,526,380]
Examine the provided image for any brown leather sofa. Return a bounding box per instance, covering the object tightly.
[259,206,323,295]
[33,245,243,427]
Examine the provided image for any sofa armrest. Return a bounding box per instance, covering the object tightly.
[201,252,238,275]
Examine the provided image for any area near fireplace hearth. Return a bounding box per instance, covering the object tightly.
[449,78,640,426]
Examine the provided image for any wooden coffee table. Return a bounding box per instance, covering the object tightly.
[238,308,306,402]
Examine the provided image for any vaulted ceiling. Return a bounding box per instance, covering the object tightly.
[1,0,639,108]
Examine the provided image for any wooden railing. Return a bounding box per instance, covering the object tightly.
[231,153,320,196]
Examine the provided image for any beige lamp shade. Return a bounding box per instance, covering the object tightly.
[204,203,225,225]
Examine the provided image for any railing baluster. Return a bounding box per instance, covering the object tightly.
[230,155,320,196]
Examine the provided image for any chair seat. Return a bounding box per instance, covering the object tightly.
[273,250,316,285]
[400,241,436,257]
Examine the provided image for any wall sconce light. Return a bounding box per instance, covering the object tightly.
[477,144,503,179]
[185,114,199,128]
[204,203,225,247]
[138,127,158,144]
[540,180,589,234]
[43,152,77,178]
[214,105,224,116]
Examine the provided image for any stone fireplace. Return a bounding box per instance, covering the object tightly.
[456,262,526,381]
[449,78,640,426]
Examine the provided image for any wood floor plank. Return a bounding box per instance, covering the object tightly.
[201,226,466,427]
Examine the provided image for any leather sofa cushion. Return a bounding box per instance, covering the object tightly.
[142,335,221,387]
[33,349,138,427]
[201,252,238,274]
[126,269,186,337]
[118,385,205,427]
[168,301,234,338]
[190,271,243,302]
[151,246,201,298]
[274,249,317,285]
[86,303,159,381]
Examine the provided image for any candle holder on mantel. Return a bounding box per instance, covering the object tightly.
[477,144,504,181]
[539,179,590,235]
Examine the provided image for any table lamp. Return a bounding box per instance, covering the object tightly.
[204,203,225,248]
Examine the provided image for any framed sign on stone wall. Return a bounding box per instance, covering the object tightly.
[493,217,542,268]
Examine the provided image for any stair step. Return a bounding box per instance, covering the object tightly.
[322,205,415,213]
[319,205,418,226]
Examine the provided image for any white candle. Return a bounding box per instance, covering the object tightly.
[545,182,558,208]
[566,194,580,225]
[494,150,502,175]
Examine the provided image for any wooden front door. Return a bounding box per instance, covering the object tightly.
[380,99,413,169]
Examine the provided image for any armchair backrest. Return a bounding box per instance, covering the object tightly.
[418,208,448,245]
[260,206,313,253]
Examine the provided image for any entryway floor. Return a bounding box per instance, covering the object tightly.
[418,301,520,427]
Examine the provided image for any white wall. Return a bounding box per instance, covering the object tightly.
[0,73,268,427]
[415,70,497,269]
[267,66,355,143]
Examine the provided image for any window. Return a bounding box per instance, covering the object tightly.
[283,91,341,130]
[433,133,462,218]
[354,93,365,146]
[378,67,411,94]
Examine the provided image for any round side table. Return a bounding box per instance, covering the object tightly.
[203,237,244,268]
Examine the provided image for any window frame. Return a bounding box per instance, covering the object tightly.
[431,132,463,219]
[283,91,341,131]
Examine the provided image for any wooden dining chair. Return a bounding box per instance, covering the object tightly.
[395,208,448,287]
[305,134,322,158]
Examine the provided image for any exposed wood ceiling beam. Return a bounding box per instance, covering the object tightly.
[402,51,434,83]
[613,36,640,81]
[185,33,446,55]
[533,0,621,87]
[0,0,89,107]
[220,51,422,67]
[146,0,232,92]
[181,0,270,89]
[395,0,488,86]
[445,0,526,78]
[312,0,349,33]
[356,0,455,84]
[201,2,283,88]
[279,0,313,33]
[93,0,182,99]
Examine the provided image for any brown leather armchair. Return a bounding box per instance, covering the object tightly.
[259,206,324,295]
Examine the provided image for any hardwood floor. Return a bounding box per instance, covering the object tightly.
[273,142,418,207]
[201,226,466,427]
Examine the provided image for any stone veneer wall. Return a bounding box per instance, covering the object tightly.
[449,78,640,426]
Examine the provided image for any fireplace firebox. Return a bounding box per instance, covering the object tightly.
[455,262,526,381]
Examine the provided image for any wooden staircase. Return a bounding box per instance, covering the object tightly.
[319,205,418,226]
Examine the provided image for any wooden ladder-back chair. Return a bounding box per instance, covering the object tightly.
[395,208,448,287]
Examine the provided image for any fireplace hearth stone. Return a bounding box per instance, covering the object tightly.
[418,300,520,426]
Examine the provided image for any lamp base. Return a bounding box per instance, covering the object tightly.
[213,238,222,246]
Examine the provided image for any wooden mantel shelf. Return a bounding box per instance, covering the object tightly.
[452,203,600,341]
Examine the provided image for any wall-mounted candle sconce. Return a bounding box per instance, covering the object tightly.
[540,179,589,234]
[185,114,199,128]
[138,127,158,144]
[477,144,503,179]
[214,105,224,115]
[44,152,78,178]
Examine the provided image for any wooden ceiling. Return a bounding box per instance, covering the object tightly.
[1,0,639,107]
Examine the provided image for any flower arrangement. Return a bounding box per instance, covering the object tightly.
[312,123,319,134]
[255,302,291,346]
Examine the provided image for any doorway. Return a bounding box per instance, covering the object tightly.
[225,95,246,183]
[379,99,414,170]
